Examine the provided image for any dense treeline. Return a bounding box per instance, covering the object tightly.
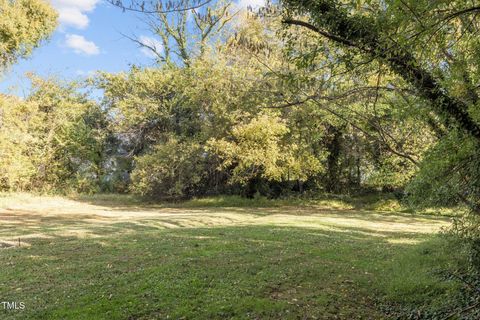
[0,0,479,216]
[1,3,436,202]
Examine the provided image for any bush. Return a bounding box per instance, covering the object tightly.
[130,139,206,199]
[406,131,480,211]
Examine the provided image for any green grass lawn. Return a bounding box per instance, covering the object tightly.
[0,194,467,319]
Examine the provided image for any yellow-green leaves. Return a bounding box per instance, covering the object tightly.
[0,0,57,69]
[0,76,105,193]
[207,113,323,185]
[130,139,205,198]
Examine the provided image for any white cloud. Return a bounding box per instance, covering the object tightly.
[50,0,100,29]
[76,70,96,77]
[138,36,164,58]
[237,0,266,9]
[65,34,100,55]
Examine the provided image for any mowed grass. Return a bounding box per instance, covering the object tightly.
[0,194,466,319]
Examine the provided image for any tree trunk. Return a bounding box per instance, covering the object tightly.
[325,125,343,193]
[283,0,480,140]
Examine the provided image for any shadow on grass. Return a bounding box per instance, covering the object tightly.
[0,222,464,320]
[69,193,462,217]
[68,193,453,223]
[0,202,449,248]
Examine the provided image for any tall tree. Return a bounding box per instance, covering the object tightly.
[281,0,480,140]
[280,0,480,209]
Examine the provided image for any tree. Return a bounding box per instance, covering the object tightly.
[130,138,207,198]
[122,0,235,66]
[0,0,57,70]
[207,113,323,193]
[281,0,480,140]
[0,76,107,193]
[98,4,438,197]
[278,0,480,208]
[107,0,212,14]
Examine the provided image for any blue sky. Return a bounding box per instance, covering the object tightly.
[1,0,265,96]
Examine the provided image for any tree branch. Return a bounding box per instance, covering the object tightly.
[282,0,480,140]
[106,0,213,14]
[282,18,357,47]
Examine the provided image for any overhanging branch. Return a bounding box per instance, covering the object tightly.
[281,0,480,140]
[282,18,357,47]
[106,0,213,14]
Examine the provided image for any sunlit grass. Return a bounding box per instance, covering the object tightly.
[0,194,467,319]
[2,192,461,216]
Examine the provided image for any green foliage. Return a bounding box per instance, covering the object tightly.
[96,32,330,198]
[406,131,480,210]
[0,76,106,193]
[3,0,480,207]
[0,0,57,69]
[207,113,323,185]
[1,5,444,199]
[130,139,206,198]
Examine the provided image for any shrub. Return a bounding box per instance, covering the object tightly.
[130,139,206,199]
